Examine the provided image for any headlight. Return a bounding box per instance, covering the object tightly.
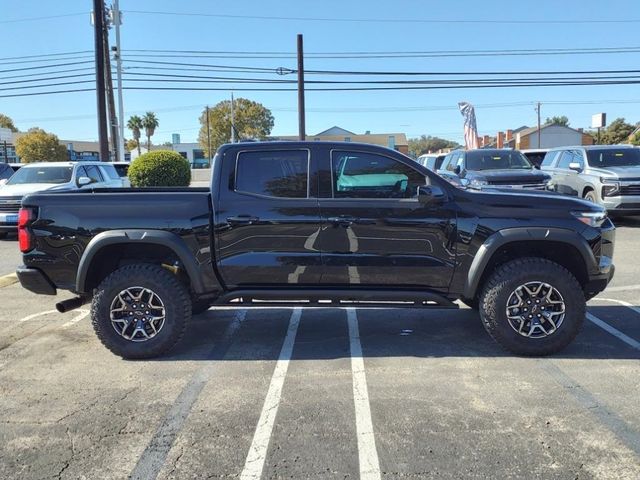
[600,179,620,197]
[470,178,488,188]
[571,210,607,227]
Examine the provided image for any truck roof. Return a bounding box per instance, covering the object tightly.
[218,140,405,155]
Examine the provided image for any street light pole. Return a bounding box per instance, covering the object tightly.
[113,0,125,162]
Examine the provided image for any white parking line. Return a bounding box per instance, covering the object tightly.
[240,308,302,480]
[61,309,90,328]
[596,297,640,316]
[19,310,58,322]
[586,313,640,351]
[347,308,381,480]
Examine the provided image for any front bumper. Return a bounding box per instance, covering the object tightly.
[0,212,19,232]
[16,266,57,295]
[602,194,640,215]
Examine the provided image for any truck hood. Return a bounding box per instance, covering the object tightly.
[0,183,68,197]
[587,165,640,180]
[466,186,603,213]
[467,169,549,184]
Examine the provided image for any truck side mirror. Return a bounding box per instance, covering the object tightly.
[418,185,446,206]
[77,176,93,186]
[454,165,462,175]
[568,162,582,172]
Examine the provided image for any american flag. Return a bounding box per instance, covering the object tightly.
[458,102,479,150]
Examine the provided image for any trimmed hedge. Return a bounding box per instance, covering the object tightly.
[128,150,191,187]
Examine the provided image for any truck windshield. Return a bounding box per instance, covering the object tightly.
[587,149,640,168]
[6,166,73,185]
[466,151,532,170]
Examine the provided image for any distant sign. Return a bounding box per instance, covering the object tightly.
[591,113,606,129]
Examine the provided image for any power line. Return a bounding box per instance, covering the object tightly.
[0,61,94,74]
[0,12,87,24]
[0,88,95,99]
[0,73,95,86]
[121,46,640,59]
[0,50,93,62]
[123,10,640,25]
[0,67,95,82]
[0,55,94,66]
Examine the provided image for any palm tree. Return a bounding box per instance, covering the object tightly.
[126,115,143,156]
[142,112,159,151]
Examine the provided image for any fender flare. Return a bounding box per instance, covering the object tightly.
[464,227,597,299]
[76,230,205,294]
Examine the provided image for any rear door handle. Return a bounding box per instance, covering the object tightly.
[328,216,357,227]
[226,215,259,226]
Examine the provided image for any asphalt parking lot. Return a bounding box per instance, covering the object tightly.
[0,222,639,479]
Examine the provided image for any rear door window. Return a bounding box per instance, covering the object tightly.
[235,150,309,198]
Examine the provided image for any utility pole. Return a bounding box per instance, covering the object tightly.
[93,0,109,162]
[230,92,235,143]
[103,18,118,161]
[297,34,306,141]
[112,0,125,162]
[206,105,212,160]
[535,102,541,148]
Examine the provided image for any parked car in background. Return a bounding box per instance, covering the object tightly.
[521,149,549,168]
[437,148,550,190]
[416,153,446,172]
[0,162,123,237]
[9,163,24,173]
[541,145,640,216]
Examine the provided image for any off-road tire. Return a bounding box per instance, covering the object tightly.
[479,257,585,356]
[91,263,191,359]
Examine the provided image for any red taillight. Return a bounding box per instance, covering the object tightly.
[18,207,35,253]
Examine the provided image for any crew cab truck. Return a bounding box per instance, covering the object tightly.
[16,142,615,359]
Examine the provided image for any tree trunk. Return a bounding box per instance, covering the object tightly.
[136,139,141,156]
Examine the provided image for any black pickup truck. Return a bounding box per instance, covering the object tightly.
[16,142,615,359]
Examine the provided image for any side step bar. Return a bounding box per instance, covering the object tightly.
[213,289,458,309]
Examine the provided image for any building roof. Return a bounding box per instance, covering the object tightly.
[517,124,588,138]
[315,126,356,136]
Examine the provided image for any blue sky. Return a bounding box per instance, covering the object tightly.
[2,0,640,145]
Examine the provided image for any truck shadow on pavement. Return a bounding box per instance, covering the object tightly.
[160,305,640,361]
[612,216,640,228]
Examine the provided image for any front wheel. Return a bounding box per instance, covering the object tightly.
[584,190,597,203]
[479,258,585,356]
[91,263,191,359]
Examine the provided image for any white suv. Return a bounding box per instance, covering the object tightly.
[0,162,123,237]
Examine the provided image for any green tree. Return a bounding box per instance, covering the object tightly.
[198,98,274,157]
[0,113,18,132]
[127,115,143,155]
[629,130,640,146]
[15,128,67,163]
[408,135,460,157]
[142,112,159,151]
[544,116,570,127]
[601,118,635,144]
[125,138,139,152]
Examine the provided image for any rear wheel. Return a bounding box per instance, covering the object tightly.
[479,257,585,356]
[91,263,191,359]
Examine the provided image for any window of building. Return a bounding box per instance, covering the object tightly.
[388,135,396,149]
[344,136,351,142]
[331,151,425,199]
[235,150,309,198]
[193,149,205,160]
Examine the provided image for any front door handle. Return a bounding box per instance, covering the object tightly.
[328,216,357,227]
[227,215,259,226]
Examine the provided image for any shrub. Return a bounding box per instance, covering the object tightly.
[128,150,191,187]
